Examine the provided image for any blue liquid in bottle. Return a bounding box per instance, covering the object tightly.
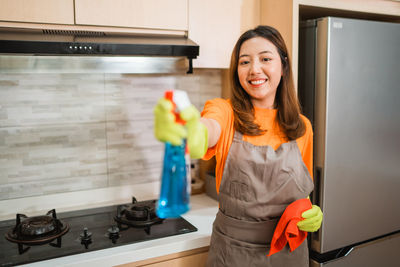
[156,140,190,218]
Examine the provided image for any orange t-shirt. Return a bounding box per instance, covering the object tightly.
[201,98,313,193]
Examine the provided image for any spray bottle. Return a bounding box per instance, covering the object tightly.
[156,90,191,218]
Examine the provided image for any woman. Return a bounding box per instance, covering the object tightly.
[154,25,323,266]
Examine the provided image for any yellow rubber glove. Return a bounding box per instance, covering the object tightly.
[180,105,208,159]
[154,98,187,146]
[297,205,323,232]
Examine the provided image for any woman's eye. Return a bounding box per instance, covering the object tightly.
[239,60,250,65]
[262,57,271,62]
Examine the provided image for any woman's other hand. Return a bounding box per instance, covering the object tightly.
[297,205,323,232]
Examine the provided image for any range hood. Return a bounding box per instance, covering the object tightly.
[0,28,199,73]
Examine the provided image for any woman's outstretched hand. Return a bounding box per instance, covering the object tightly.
[154,97,208,159]
[154,98,187,146]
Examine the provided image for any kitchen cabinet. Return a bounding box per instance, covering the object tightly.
[116,247,208,267]
[189,0,261,68]
[0,0,188,35]
[260,0,400,85]
[74,0,188,31]
[0,0,74,24]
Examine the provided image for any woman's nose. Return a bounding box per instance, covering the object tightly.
[250,61,262,74]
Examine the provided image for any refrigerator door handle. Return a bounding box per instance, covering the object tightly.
[310,245,355,264]
[313,166,323,207]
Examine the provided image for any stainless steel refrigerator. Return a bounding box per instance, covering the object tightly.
[298,17,400,267]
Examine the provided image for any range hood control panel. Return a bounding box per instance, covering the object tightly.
[68,44,94,53]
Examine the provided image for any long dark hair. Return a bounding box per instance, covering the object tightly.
[229,25,305,140]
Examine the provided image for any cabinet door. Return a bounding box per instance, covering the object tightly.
[0,0,74,24]
[189,0,260,68]
[75,0,188,31]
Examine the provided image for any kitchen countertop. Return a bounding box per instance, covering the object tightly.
[20,194,219,267]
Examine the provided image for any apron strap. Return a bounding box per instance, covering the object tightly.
[233,131,243,142]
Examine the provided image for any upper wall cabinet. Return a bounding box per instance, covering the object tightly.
[74,0,188,31]
[0,0,188,34]
[0,0,74,24]
[189,0,260,69]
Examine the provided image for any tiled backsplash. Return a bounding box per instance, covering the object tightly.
[0,69,222,200]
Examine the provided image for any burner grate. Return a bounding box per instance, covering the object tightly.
[5,209,69,254]
[114,197,164,233]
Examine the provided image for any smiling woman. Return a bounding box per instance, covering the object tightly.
[153,25,323,267]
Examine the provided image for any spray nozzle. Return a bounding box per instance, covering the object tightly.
[164,90,191,125]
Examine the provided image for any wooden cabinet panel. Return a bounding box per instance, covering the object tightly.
[143,251,208,267]
[260,0,400,87]
[0,0,74,24]
[298,0,400,16]
[116,247,209,267]
[75,0,188,31]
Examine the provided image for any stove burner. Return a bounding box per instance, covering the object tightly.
[19,215,56,236]
[114,197,164,234]
[5,209,69,254]
[125,204,152,221]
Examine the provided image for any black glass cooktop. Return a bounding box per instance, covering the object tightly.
[0,201,197,267]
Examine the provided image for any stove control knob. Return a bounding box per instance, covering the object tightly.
[80,227,92,249]
[108,225,120,244]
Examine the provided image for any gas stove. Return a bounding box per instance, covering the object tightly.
[0,197,197,267]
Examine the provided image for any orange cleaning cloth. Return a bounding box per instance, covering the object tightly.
[267,198,312,256]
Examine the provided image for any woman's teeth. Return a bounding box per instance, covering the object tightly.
[250,80,265,85]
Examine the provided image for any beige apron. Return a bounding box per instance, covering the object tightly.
[206,131,314,267]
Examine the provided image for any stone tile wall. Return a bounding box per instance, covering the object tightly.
[0,70,222,200]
